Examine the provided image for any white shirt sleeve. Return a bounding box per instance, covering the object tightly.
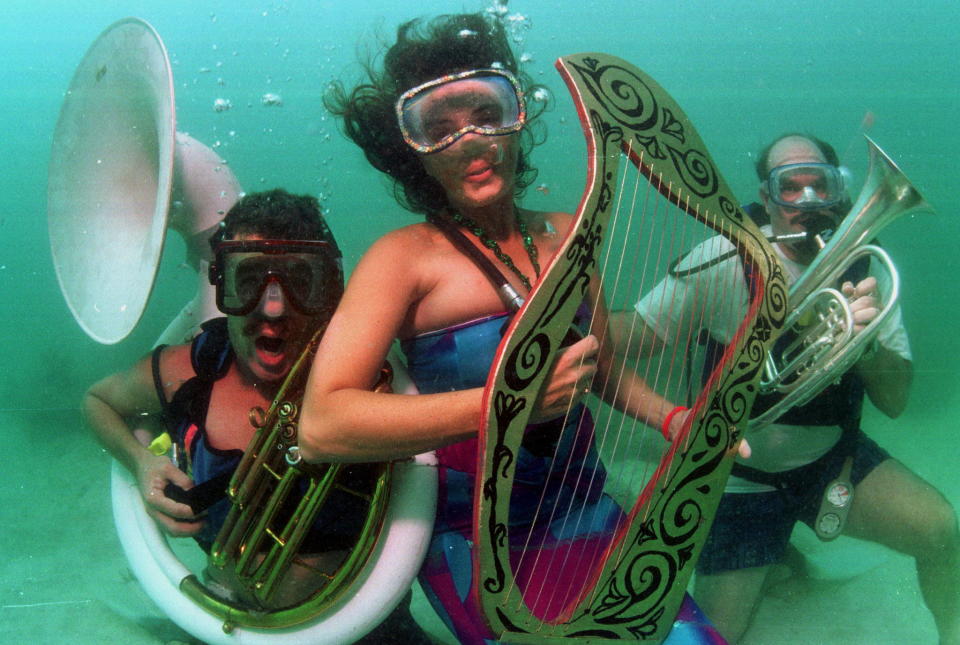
[634,235,751,348]
[870,255,912,361]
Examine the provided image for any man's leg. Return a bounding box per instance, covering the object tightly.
[692,485,800,643]
[694,566,771,644]
[845,458,960,644]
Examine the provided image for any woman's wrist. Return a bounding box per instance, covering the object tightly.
[660,406,688,441]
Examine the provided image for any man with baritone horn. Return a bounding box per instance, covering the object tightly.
[614,133,959,643]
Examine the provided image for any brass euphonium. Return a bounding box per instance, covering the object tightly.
[179,325,395,630]
[752,136,932,428]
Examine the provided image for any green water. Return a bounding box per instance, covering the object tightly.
[1,0,957,642]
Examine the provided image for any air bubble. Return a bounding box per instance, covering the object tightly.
[261,93,283,107]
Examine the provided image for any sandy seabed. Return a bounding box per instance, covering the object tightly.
[1,400,949,644]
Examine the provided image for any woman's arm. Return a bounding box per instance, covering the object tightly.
[589,282,751,457]
[606,309,667,363]
[588,283,679,433]
[298,223,600,464]
[298,230,484,463]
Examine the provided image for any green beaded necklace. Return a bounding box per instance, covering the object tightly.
[450,210,541,290]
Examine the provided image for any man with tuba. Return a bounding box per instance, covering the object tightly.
[83,189,428,641]
[614,134,960,643]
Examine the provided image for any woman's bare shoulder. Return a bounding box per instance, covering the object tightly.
[356,221,451,279]
[370,221,438,253]
[339,221,448,320]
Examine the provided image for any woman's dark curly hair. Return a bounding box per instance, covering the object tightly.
[325,13,547,216]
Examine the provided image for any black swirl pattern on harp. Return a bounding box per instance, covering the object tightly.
[475,52,786,642]
[665,146,719,198]
[504,112,618,394]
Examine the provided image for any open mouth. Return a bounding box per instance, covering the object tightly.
[256,335,285,354]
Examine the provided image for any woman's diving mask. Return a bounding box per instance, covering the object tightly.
[396,68,526,155]
[209,239,342,316]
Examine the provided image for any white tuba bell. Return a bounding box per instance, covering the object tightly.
[47,17,241,345]
[752,136,932,428]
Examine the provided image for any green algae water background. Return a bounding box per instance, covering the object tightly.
[0,1,957,642]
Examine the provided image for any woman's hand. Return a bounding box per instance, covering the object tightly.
[663,407,751,459]
[531,334,599,423]
[136,453,204,537]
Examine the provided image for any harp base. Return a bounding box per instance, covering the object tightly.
[493,593,725,644]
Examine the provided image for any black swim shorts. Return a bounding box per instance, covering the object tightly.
[695,429,889,574]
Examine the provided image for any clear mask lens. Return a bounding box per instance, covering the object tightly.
[397,69,525,154]
[256,279,285,317]
[213,240,338,316]
[767,162,846,211]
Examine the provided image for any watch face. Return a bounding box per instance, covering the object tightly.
[817,511,842,536]
[826,482,852,507]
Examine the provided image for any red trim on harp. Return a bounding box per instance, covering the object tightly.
[467,54,604,617]
[471,52,785,640]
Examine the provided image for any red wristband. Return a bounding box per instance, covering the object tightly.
[661,406,688,441]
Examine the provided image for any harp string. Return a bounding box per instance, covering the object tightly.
[562,153,681,613]
[500,141,744,625]
[499,139,647,614]
[532,144,663,616]
[475,54,786,642]
[651,187,696,424]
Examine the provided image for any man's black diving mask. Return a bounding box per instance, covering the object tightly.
[209,239,341,316]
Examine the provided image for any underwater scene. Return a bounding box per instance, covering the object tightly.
[2,0,958,643]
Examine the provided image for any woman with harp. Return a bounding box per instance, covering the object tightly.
[297,13,735,643]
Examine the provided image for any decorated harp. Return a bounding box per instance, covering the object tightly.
[475,53,786,641]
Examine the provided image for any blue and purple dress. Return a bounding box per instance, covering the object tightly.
[401,312,725,644]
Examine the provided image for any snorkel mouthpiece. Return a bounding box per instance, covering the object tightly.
[792,211,840,255]
[798,212,839,242]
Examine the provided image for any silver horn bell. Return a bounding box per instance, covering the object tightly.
[752,136,932,429]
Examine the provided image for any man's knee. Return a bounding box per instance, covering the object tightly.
[899,492,960,560]
[921,496,960,556]
[858,460,959,557]
[693,567,770,643]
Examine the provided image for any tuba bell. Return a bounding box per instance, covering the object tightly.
[752,136,932,428]
[52,17,438,644]
[46,17,242,346]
